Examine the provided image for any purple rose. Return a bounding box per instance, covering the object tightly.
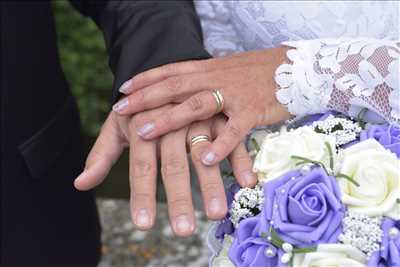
[228,216,284,267]
[369,218,400,267]
[260,167,345,247]
[215,183,241,239]
[360,124,400,157]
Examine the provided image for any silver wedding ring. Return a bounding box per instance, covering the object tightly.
[212,89,224,113]
[190,135,211,149]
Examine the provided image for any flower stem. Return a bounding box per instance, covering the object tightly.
[291,155,329,174]
[336,173,360,187]
[293,247,317,253]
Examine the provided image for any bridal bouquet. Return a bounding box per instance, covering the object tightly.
[208,112,400,267]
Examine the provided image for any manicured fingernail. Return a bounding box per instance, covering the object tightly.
[208,197,223,216]
[113,98,129,113]
[174,215,193,234]
[202,152,216,165]
[135,209,151,228]
[119,79,132,93]
[74,169,89,182]
[242,170,255,186]
[137,122,154,137]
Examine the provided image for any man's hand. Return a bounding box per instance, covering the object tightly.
[74,108,256,236]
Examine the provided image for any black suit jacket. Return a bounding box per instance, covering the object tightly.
[0,1,209,266]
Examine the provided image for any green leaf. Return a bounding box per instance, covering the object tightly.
[357,108,368,129]
[325,142,334,171]
[331,123,344,132]
[251,138,261,152]
[314,126,325,134]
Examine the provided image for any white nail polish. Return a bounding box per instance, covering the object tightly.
[208,197,223,215]
[202,152,216,165]
[119,79,132,93]
[242,170,255,186]
[175,215,192,234]
[136,209,150,228]
[113,98,129,112]
[137,122,155,137]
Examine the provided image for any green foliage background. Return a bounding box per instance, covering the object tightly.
[53,0,112,137]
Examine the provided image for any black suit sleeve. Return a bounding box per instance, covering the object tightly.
[69,0,211,103]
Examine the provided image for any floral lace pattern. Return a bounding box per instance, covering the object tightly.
[276,38,400,124]
[194,1,399,125]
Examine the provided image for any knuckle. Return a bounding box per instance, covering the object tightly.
[164,63,179,74]
[133,193,152,205]
[160,112,172,126]
[164,76,183,93]
[217,138,232,154]
[230,151,250,163]
[227,123,242,138]
[132,159,155,178]
[190,149,204,164]
[129,117,138,131]
[187,95,204,112]
[161,158,188,178]
[168,193,191,211]
[201,181,221,195]
[134,89,146,106]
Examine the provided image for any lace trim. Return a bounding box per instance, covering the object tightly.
[275,38,400,125]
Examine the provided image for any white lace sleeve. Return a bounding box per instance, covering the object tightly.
[194,1,245,57]
[275,38,400,125]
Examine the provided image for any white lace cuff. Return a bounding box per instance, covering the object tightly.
[275,38,400,125]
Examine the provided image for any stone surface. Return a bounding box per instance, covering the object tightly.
[97,198,211,267]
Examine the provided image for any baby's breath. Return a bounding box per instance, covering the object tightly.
[338,212,383,258]
[312,115,362,146]
[230,184,264,227]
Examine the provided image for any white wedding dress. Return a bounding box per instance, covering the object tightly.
[194,1,399,125]
[194,2,399,266]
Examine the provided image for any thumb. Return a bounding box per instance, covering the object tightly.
[74,114,125,191]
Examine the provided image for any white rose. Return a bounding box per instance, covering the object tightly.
[338,139,400,219]
[212,235,234,267]
[292,244,367,267]
[253,126,336,182]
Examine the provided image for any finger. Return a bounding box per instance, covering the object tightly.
[134,91,218,139]
[188,120,227,220]
[129,123,157,230]
[112,72,218,115]
[74,114,125,191]
[125,50,269,93]
[213,116,257,188]
[123,60,207,93]
[160,127,195,237]
[201,114,254,166]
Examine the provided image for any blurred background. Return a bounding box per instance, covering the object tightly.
[53,1,209,266]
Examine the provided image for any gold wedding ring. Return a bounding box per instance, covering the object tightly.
[212,89,224,113]
[190,135,211,149]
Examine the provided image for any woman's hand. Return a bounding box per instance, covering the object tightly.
[113,47,291,166]
[74,108,256,236]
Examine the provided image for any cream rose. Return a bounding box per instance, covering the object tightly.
[212,235,234,267]
[292,244,367,267]
[339,139,400,220]
[253,126,336,182]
